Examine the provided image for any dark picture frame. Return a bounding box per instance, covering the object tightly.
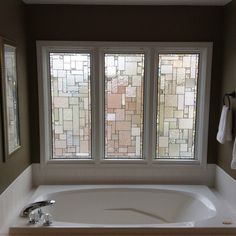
[0,36,21,161]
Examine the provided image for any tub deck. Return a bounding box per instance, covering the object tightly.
[10,185,236,236]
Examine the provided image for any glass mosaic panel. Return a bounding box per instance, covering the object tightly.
[104,54,145,159]
[156,54,199,159]
[4,44,20,154]
[50,53,91,159]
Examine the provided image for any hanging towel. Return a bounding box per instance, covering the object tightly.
[216,105,232,144]
[231,138,236,169]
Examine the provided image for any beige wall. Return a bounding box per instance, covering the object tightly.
[0,0,31,193]
[217,1,236,179]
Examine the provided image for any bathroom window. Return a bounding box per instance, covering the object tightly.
[104,54,145,159]
[37,42,212,165]
[156,54,199,160]
[49,52,91,159]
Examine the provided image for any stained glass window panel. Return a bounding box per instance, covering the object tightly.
[156,54,199,159]
[105,54,145,159]
[50,53,91,159]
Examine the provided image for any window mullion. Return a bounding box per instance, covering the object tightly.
[91,48,98,163]
[97,49,105,162]
[149,48,158,163]
[142,49,151,163]
[92,48,103,163]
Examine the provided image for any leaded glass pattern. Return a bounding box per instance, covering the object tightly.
[105,54,145,159]
[50,53,91,159]
[156,54,199,159]
[4,44,20,154]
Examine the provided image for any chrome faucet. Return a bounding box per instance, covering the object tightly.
[21,200,56,217]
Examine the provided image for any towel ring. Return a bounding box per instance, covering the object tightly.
[223,94,231,108]
[223,91,236,110]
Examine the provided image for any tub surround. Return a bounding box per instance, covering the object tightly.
[214,165,236,213]
[32,163,215,186]
[0,164,235,236]
[0,166,34,236]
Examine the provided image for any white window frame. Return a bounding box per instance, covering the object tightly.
[153,47,212,166]
[37,41,212,168]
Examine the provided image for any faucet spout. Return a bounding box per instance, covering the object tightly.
[21,200,55,217]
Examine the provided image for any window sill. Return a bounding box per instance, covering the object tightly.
[152,159,202,166]
[43,158,203,167]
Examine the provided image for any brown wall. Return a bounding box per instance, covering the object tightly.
[0,1,233,193]
[0,0,31,193]
[26,5,224,164]
[217,1,236,179]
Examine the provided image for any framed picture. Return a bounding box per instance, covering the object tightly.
[0,37,21,160]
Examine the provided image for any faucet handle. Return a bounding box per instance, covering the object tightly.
[28,209,53,226]
[42,213,53,226]
[28,211,40,224]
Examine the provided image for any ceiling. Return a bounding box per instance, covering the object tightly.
[22,0,232,5]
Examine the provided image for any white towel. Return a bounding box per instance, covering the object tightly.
[216,105,232,144]
[231,138,236,169]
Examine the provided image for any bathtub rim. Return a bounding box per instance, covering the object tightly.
[11,185,236,229]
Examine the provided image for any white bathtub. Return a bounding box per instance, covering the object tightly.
[10,185,236,236]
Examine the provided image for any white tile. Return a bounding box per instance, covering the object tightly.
[0,166,33,234]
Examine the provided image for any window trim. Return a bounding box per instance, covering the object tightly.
[37,44,96,164]
[37,41,212,167]
[152,46,212,165]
